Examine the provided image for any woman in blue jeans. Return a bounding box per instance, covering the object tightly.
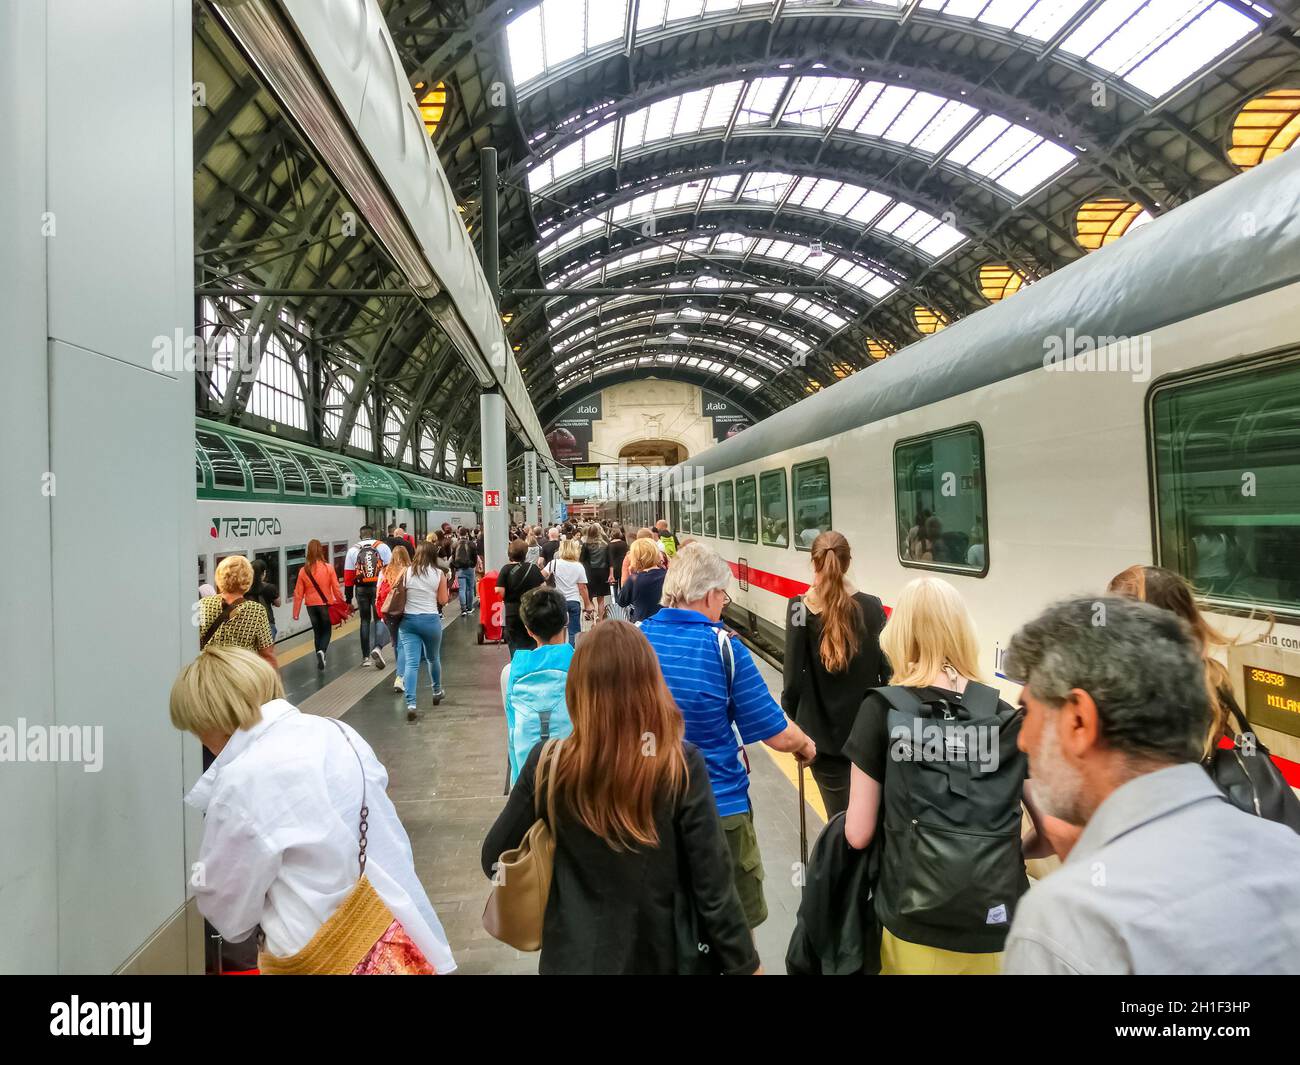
[542,538,592,645]
[397,543,450,721]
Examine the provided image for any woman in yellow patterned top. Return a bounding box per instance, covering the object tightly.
[199,556,278,669]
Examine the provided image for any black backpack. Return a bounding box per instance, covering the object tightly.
[354,541,383,584]
[873,683,1029,953]
[453,538,474,568]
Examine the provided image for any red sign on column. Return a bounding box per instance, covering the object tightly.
[484,489,501,509]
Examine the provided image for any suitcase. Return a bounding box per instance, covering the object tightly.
[477,570,504,645]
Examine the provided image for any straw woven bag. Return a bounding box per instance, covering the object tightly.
[482,739,562,951]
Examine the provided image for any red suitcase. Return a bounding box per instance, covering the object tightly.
[477,570,504,645]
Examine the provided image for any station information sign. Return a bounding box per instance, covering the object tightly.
[1242,665,1300,738]
[571,463,601,482]
[464,466,483,486]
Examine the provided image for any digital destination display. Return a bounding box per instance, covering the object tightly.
[571,463,601,482]
[1241,665,1300,739]
[463,466,483,486]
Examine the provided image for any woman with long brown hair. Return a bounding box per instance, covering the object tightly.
[377,544,412,693]
[481,620,760,975]
[1107,565,1298,828]
[780,531,889,819]
[396,542,450,721]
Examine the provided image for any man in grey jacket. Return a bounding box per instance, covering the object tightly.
[1002,595,1300,975]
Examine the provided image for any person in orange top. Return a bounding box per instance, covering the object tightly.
[293,538,345,670]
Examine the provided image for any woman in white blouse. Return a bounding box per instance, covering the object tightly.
[171,646,456,975]
[542,537,593,645]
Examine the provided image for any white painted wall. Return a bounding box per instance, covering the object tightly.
[0,0,197,973]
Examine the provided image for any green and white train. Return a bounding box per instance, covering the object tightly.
[195,417,480,641]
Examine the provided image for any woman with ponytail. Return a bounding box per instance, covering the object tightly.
[781,531,889,819]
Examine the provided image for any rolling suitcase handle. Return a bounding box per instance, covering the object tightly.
[797,760,808,876]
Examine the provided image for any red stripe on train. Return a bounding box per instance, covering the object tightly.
[726,558,1297,783]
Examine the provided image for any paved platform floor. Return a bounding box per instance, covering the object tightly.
[277,605,826,975]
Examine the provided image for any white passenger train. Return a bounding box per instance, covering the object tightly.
[195,417,480,642]
[666,147,1300,777]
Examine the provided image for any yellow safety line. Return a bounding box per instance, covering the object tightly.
[276,617,360,666]
[762,747,827,823]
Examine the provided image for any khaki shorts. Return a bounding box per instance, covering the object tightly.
[720,809,767,929]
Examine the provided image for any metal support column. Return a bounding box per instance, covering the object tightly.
[478,146,507,571]
[480,391,508,571]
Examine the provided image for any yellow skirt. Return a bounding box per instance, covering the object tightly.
[879,928,1003,975]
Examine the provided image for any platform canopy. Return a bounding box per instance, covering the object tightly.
[197,1,1300,460]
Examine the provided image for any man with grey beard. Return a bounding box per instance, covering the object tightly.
[1002,596,1300,975]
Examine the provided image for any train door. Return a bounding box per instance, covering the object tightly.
[364,506,386,533]
[413,509,428,539]
[286,545,307,610]
[332,541,349,580]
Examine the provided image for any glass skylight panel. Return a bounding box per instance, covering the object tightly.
[737,77,788,125]
[782,77,858,127]
[739,172,794,203]
[996,139,1076,195]
[882,91,949,144]
[845,189,892,225]
[853,85,916,137]
[529,121,616,193]
[506,1,630,88]
[908,98,979,154]
[1123,3,1260,97]
[1060,1,1257,97]
[964,121,1039,179]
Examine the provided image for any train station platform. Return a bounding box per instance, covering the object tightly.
[272,607,825,975]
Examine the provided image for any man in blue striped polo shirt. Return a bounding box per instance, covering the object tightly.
[641,543,816,930]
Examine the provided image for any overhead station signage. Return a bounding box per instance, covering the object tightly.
[571,463,601,482]
[463,466,483,486]
[703,391,749,442]
[547,395,602,464]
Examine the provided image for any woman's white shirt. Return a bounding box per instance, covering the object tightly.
[184,699,456,972]
[402,568,444,615]
[546,558,587,601]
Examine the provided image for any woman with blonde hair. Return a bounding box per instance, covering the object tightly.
[200,555,277,669]
[841,576,1051,974]
[172,646,455,975]
[377,544,412,694]
[543,536,592,644]
[481,621,759,974]
[781,531,889,819]
[1107,564,1299,829]
[616,537,668,622]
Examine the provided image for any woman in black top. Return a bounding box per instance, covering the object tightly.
[250,559,282,640]
[607,526,629,596]
[579,524,612,621]
[482,620,759,975]
[496,539,546,656]
[781,531,888,819]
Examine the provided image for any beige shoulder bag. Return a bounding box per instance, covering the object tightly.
[482,739,562,951]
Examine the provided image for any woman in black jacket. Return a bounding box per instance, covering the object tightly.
[782,531,889,820]
[482,620,759,975]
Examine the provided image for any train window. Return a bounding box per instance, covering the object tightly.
[194,446,209,488]
[717,480,735,539]
[196,430,246,489]
[792,459,832,551]
[317,458,346,497]
[760,469,789,548]
[286,545,307,607]
[232,440,278,493]
[736,475,758,543]
[298,455,330,496]
[893,424,988,575]
[1151,356,1300,616]
[703,484,718,537]
[264,445,306,494]
[332,541,348,580]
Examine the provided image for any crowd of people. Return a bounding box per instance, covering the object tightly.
[177,515,1300,976]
